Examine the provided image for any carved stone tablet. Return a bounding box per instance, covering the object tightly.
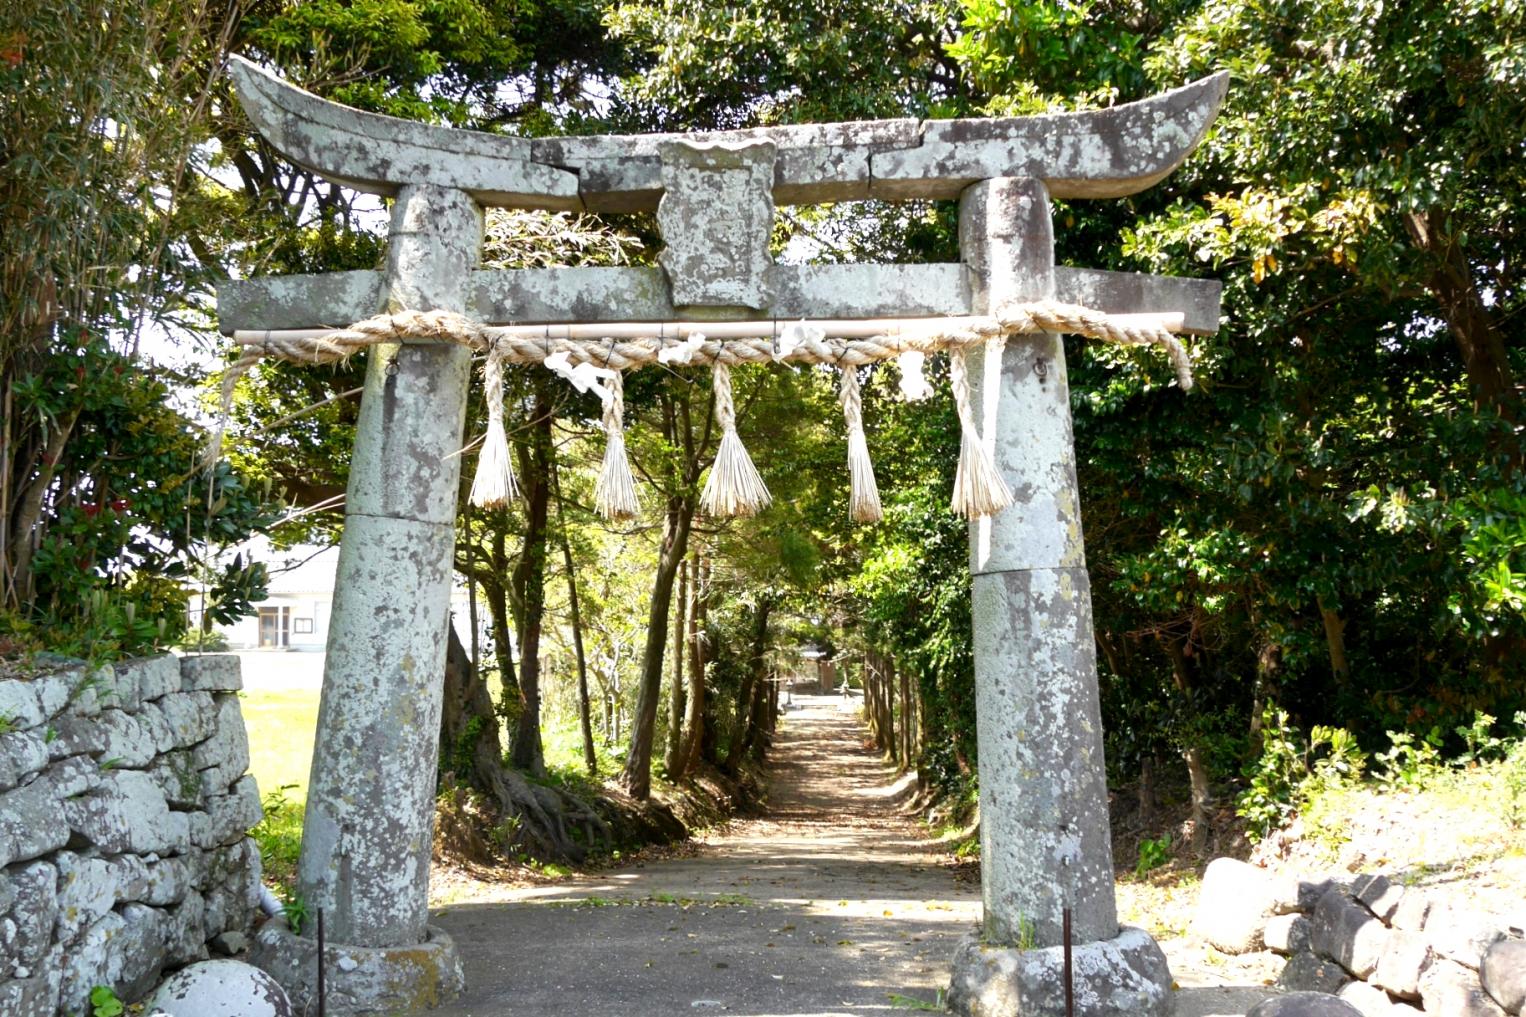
[657,140,776,309]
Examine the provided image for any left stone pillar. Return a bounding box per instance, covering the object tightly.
[252,185,477,1014]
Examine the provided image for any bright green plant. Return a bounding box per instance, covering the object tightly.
[282,892,309,935]
[1237,706,1366,842]
[88,985,123,1017]
[1135,835,1172,876]
[1456,711,1504,765]
[1375,729,1444,791]
[1503,712,1526,829]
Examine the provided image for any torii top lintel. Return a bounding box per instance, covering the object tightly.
[228,55,1228,214]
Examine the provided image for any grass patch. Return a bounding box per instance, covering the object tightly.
[241,683,320,802]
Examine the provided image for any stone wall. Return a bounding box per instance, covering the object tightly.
[1193,857,1524,1016]
[0,653,264,1017]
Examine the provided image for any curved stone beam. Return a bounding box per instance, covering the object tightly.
[869,72,1230,200]
[226,56,581,210]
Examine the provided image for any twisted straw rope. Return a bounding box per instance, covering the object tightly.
[221,301,1195,390]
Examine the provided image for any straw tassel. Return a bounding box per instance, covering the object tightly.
[469,343,519,509]
[594,371,640,520]
[839,366,882,523]
[948,344,1013,519]
[700,362,771,517]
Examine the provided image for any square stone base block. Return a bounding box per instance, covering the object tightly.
[947,925,1173,1017]
[250,921,464,1015]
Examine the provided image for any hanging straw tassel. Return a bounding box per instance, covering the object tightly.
[594,371,640,520]
[469,343,519,509]
[700,362,771,517]
[948,344,1013,519]
[839,366,882,523]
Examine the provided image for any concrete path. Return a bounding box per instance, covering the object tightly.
[429,694,1274,1017]
[431,695,977,1016]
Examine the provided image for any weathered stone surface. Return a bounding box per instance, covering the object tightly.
[191,694,250,792]
[945,926,1172,1017]
[1313,889,1390,979]
[0,966,61,1017]
[0,731,49,792]
[0,767,72,867]
[150,750,204,809]
[1353,874,1406,924]
[657,140,776,310]
[28,664,103,719]
[110,853,149,904]
[149,958,294,1017]
[1268,914,1316,955]
[116,903,170,1001]
[1337,979,1398,1016]
[114,654,180,704]
[1279,951,1353,995]
[1421,956,1509,1016]
[227,56,579,210]
[1481,939,1526,1013]
[0,681,45,729]
[1193,858,1281,953]
[211,930,249,955]
[1272,875,1342,915]
[1427,901,1506,970]
[141,854,195,907]
[168,890,209,966]
[872,73,1228,201]
[1390,890,1432,932]
[191,775,262,849]
[53,709,154,767]
[251,921,463,1014]
[62,769,189,855]
[1373,928,1432,1000]
[2,862,58,968]
[218,270,388,334]
[179,655,242,693]
[141,691,216,751]
[57,910,126,1017]
[54,851,120,943]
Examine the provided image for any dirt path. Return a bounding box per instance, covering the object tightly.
[429,695,1274,1016]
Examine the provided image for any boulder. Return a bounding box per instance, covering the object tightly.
[1352,874,1405,924]
[114,654,180,704]
[1427,901,1507,970]
[1268,914,1315,955]
[1372,928,1431,1000]
[1278,951,1352,995]
[1192,857,1281,953]
[1273,875,1341,915]
[147,959,292,1017]
[1247,991,1364,1016]
[178,656,243,693]
[61,769,190,855]
[1421,956,1509,1017]
[1390,890,1432,932]
[1337,979,1396,1016]
[1312,889,1389,979]
[1481,939,1526,1013]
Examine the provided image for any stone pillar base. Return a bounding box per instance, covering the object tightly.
[947,925,1173,1017]
[250,921,464,1015]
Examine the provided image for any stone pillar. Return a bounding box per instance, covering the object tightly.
[252,185,476,1013]
[946,177,1172,1017]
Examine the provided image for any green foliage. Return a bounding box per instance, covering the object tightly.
[1237,706,1366,842]
[1375,729,1445,792]
[1504,713,1526,829]
[88,986,124,1017]
[282,892,309,936]
[252,783,304,899]
[1135,835,1173,877]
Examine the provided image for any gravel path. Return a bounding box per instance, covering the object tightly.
[429,694,1274,1016]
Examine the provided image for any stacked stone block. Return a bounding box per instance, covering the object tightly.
[1193,857,1523,1016]
[0,654,263,1017]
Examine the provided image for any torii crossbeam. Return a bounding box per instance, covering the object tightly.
[221,56,1226,1017]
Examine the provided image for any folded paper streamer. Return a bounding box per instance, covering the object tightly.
[544,349,617,403]
[897,349,933,402]
[657,333,708,365]
[775,321,824,362]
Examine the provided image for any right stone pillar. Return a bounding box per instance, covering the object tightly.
[946,177,1173,1016]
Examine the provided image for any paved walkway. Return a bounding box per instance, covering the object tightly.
[432,695,978,1016]
[429,694,1275,1017]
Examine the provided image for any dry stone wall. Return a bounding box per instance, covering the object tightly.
[1194,857,1523,1016]
[0,653,263,1017]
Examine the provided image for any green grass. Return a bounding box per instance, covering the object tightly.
[240,684,320,897]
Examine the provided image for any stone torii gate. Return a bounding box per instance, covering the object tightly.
[219,56,1226,1016]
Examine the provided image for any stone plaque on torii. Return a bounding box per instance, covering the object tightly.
[218,56,1226,1016]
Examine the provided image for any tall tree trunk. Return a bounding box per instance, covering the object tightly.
[509,386,552,776]
[724,597,773,771]
[552,463,597,776]
[1405,206,1518,419]
[1316,596,1350,685]
[675,553,707,781]
[664,558,688,777]
[1164,636,1213,857]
